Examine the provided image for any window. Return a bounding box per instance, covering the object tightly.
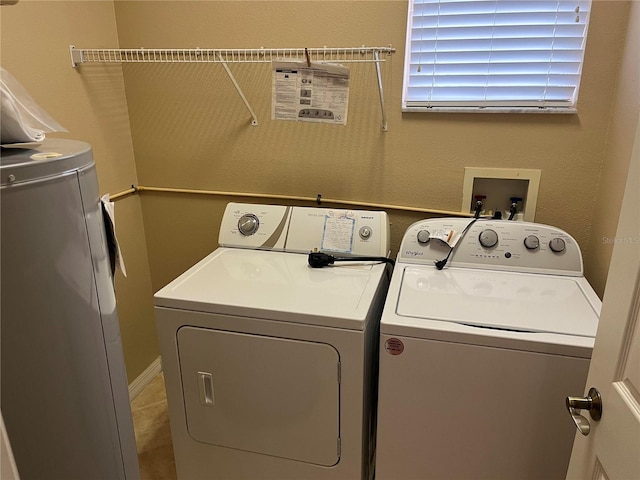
[403,0,592,112]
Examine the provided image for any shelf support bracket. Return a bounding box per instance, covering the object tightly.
[218,54,258,126]
[374,50,388,132]
[70,45,83,68]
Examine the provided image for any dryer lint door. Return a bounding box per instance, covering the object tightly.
[177,327,341,466]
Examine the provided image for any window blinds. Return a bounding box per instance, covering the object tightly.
[403,0,591,111]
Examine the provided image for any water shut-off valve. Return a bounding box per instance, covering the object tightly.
[473,195,486,219]
[509,197,523,220]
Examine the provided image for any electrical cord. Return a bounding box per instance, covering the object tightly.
[434,218,480,270]
[434,248,455,271]
[308,252,395,268]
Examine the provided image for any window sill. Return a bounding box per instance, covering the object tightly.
[402,106,578,114]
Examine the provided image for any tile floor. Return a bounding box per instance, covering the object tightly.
[131,373,177,480]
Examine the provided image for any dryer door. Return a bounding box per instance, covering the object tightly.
[177,327,341,466]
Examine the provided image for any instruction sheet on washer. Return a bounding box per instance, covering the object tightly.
[321,212,356,253]
[271,61,349,125]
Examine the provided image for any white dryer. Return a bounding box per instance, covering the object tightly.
[155,203,391,479]
[375,218,601,480]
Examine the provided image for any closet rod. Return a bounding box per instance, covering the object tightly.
[109,187,137,201]
[111,185,472,218]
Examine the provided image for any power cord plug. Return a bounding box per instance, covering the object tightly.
[434,217,479,270]
[434,254,451,270]
[308,252,336,268]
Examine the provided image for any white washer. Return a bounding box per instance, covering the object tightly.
[155,203,391,479]
[375,218,601,480]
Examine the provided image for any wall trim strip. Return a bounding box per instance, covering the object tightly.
[128,355,162,401]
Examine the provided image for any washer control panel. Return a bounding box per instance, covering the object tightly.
[399,218,583,275]
[219,202,390,257]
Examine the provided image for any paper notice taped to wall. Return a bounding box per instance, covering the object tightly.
[271,61,349,125]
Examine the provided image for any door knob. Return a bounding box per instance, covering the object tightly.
[566,387,602,436]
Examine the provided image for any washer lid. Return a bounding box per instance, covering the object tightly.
[396,267,599,337]
[155,248,387,330]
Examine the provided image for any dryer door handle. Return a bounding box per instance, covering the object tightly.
[198,371,215,406]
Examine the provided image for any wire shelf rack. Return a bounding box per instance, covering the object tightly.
[69,45,396,129]
[70,46,395,66]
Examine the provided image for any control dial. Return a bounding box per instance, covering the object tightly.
[524,235,540,250]
[417,229,431,245]
[359,226,373,240]
[237,213,260,236]
[479,229,499,248]
[549,237,566,253]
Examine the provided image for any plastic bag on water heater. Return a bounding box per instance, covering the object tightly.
[0,67,66,145]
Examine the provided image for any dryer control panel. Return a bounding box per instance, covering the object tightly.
[219,202,390,257]
[399,218,583,276]
[219,204,293,250]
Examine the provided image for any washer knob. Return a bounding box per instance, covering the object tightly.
[238,214,259,236]
[524,235,540,250]
[549,237,566,253]
[359,226,373,240]
[479,229,499,248]
[417,229,431,244]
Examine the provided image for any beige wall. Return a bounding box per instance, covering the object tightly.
[1,1,157,382]
[584,1,640,296]
[2,1,637,381]
[114,1,634,296]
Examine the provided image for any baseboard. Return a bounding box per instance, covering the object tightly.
[128,356,162,401]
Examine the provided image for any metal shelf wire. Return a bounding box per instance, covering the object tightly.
[70,46,395,66]
[69,45,395,129]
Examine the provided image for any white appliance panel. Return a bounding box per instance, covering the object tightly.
[399,218,584,275]
[286,207,390,256]
[155,248,384,330]
[376,335,590,480]
[218,203,292,250]
[218,202,390,257]
[156,307,378,480]
[178,327,340,466]
[397,267,599,336]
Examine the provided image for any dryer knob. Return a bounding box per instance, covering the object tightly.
[479,229,499,248]
[359,226,373,240]
[238,214,260,236]
[417,229,431,244]
[549,237,566,253]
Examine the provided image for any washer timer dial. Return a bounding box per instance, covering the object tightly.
[237,213,260,236]
[478,229,499,248]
